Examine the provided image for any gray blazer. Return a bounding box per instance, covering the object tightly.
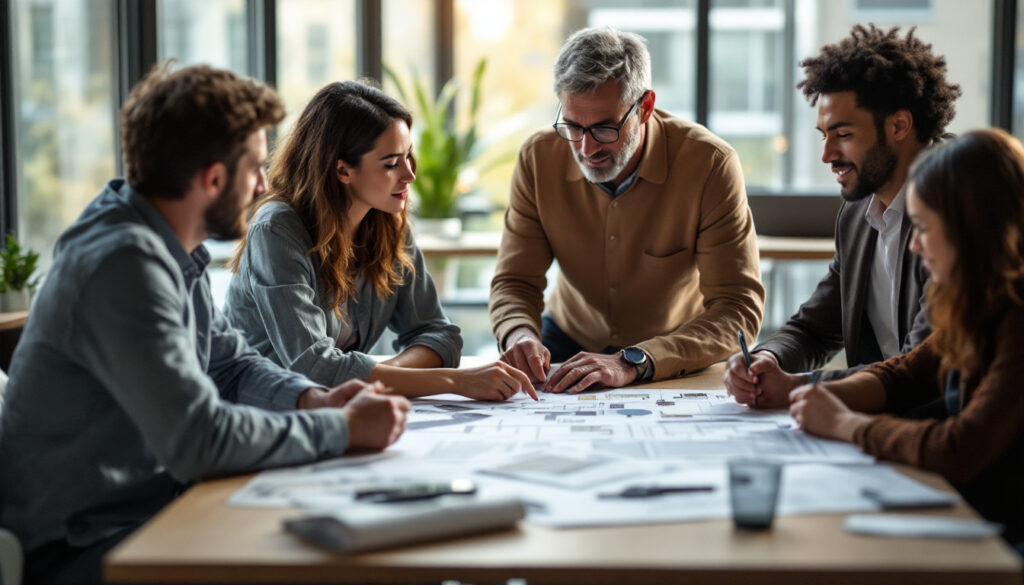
[223,202,462,386]
[755,192,931,380]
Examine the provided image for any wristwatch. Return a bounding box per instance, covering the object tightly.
[620,346,651,381]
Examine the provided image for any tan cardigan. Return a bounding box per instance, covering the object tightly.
[489,109,764,379]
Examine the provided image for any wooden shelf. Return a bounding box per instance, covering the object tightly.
[0,310,28,331]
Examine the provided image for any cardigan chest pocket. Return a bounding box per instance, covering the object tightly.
[639,246,696,285]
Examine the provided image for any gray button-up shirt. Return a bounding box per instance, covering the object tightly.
[0,180,349,551]
[223,201,461,386]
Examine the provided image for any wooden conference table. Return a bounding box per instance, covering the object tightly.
[105,363,1022,585]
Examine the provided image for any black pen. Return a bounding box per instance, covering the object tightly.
[354,480,477,503]
[738,330,757,408]
[809,369,822,387]
[598,485,716,499]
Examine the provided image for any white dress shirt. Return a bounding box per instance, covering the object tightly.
[864,190,906,359]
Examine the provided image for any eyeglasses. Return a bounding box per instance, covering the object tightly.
[552,95,644,144]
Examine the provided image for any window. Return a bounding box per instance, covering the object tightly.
[446,1,991,198]
[383,0,435,98]
[788,0,990,192]
[853,0,934,23]
[709,0,786,188]
[451,0,699,220]
[453,0,575,225]
[157,0,250,75]
[29,5,54,80]
[0,0,1016,352]
[275,0,357,133]
[587,2,698,121]
[1014,4,1024,138]
[11,0,118,266]
[305,24,330,82]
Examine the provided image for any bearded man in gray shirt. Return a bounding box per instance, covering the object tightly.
[0,63,410,585]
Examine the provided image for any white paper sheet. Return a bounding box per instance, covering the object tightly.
[230,388,957,529]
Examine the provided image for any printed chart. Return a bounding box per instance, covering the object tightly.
[231,388,951,527]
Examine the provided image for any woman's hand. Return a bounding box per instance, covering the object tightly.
[453,361,538,401]
[789,382,871,442]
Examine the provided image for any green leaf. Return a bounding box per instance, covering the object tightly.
[469,59,487,120]
[412,78,434,129]
[0,233,41,293]
[382,63,410,104]
[390,58,490,219]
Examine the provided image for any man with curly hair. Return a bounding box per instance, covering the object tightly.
[0,63,410,584]
[724,24,961,408]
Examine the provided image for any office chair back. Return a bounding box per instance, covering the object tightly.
[0,368,19,585]
[0,527,22,585]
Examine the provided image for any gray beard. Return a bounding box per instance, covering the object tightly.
[575,124,643,184]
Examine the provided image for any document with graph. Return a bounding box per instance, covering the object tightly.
[219,387,951,528]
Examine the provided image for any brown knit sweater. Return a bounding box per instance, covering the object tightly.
[858,307,1024,543]
[489,110,764,380]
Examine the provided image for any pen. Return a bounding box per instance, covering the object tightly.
[598,485,716,499]
[809,369,822,387]
[738,330,757,408]
[355,480,477,503]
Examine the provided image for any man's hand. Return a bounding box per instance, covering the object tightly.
[789,381,869,442]
[723,350,801,409]
[500,326,551,383]
[543,351,636,394]
[454,361,538,401]
[297,379,380,409]
[342,387,411,451]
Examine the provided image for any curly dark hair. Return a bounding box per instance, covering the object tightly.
[120,61,285,199]
[797,24,961,143]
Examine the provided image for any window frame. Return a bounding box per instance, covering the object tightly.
[1,0,18,238]
[0,0,1017,244]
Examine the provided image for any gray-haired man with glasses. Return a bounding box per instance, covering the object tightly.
[553,95,642,147]
[490,26,764,393]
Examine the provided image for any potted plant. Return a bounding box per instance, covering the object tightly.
[384,59,488,240]
[0,234,41,312]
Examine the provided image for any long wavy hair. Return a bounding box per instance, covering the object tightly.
[909,128,1024,380]
[231,81,414,316]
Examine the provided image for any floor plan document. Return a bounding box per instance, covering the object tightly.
[230,388,949,528]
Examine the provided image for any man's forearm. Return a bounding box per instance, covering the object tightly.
[502,324,541,351]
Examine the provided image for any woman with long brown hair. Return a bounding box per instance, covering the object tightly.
[789,128,1024,550]
[224,81,534,401]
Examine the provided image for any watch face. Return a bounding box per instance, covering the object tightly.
[622,347,646,365]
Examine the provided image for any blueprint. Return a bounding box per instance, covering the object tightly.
[228,388,952,528]
[403,388,871,463]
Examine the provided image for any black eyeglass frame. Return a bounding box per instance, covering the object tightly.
[552,93,647,144]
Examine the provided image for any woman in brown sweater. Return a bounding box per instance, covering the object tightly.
[789,128,1024,550]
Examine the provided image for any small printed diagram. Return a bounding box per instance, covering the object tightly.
[402,389,862,464]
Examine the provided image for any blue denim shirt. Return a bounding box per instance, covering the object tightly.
[0,180,349,551]
[223,201,461,386]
